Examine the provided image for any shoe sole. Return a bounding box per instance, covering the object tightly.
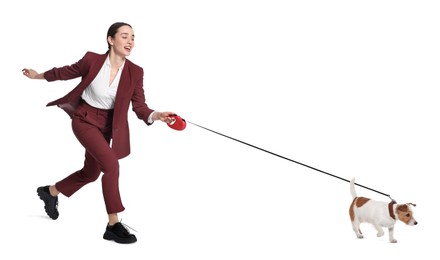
[103,231,137,244]
[37,187,59,220]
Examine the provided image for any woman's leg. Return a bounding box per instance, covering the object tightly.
[67,112,125,214]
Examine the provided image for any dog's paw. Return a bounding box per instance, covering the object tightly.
[356,234,364,239]
[390,239,398,243]
[377,231,384,237]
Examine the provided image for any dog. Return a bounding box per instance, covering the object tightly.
[349,178,417,243]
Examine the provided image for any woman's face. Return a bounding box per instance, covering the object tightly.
[108,25,135,57]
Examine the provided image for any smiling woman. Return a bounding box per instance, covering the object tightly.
[21,22,181,244]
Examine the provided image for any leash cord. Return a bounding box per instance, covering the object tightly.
[186,120,393,201]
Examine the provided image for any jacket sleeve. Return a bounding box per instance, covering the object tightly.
[43,52,90,82]
[131,68,155,125]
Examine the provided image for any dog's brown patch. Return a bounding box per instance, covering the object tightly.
[349,198,356,221]
[356,197,370,207]
[349,197,370,221]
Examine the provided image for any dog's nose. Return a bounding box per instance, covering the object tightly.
[414,221,418,225]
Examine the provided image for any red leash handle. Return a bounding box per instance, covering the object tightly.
[167,115,186,131]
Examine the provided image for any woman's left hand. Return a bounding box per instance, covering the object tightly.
[154,111,178,124]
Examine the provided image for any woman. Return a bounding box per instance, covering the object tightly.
[22,22,177,244]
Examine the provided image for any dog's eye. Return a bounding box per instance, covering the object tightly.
[406,213,410,217]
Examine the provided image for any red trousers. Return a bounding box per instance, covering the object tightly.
[55,100,125,214]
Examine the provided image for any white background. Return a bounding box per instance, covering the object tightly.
[1,0,439,259]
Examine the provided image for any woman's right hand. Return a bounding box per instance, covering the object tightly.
[22,68,44,79]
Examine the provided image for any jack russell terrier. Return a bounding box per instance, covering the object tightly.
[349,178,417,243]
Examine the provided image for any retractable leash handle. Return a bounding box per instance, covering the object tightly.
[167,114,186,131]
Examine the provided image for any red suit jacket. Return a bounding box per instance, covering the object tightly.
[44,51,154,159]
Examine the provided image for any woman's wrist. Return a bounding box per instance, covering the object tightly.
[153,111,161,121]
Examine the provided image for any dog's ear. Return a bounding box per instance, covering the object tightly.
[407,203,416,207]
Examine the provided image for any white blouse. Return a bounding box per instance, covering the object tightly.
[81,55,124,109]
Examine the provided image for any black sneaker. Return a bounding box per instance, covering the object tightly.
[103,222,137,244]
[37,186,59,220]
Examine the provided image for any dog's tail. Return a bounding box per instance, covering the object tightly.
[350,178,357,199]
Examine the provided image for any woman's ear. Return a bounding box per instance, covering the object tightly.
[107,36,114,47]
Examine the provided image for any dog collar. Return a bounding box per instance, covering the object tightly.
[388,201,397,220]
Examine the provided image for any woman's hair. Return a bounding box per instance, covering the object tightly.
[107,22,132,49]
